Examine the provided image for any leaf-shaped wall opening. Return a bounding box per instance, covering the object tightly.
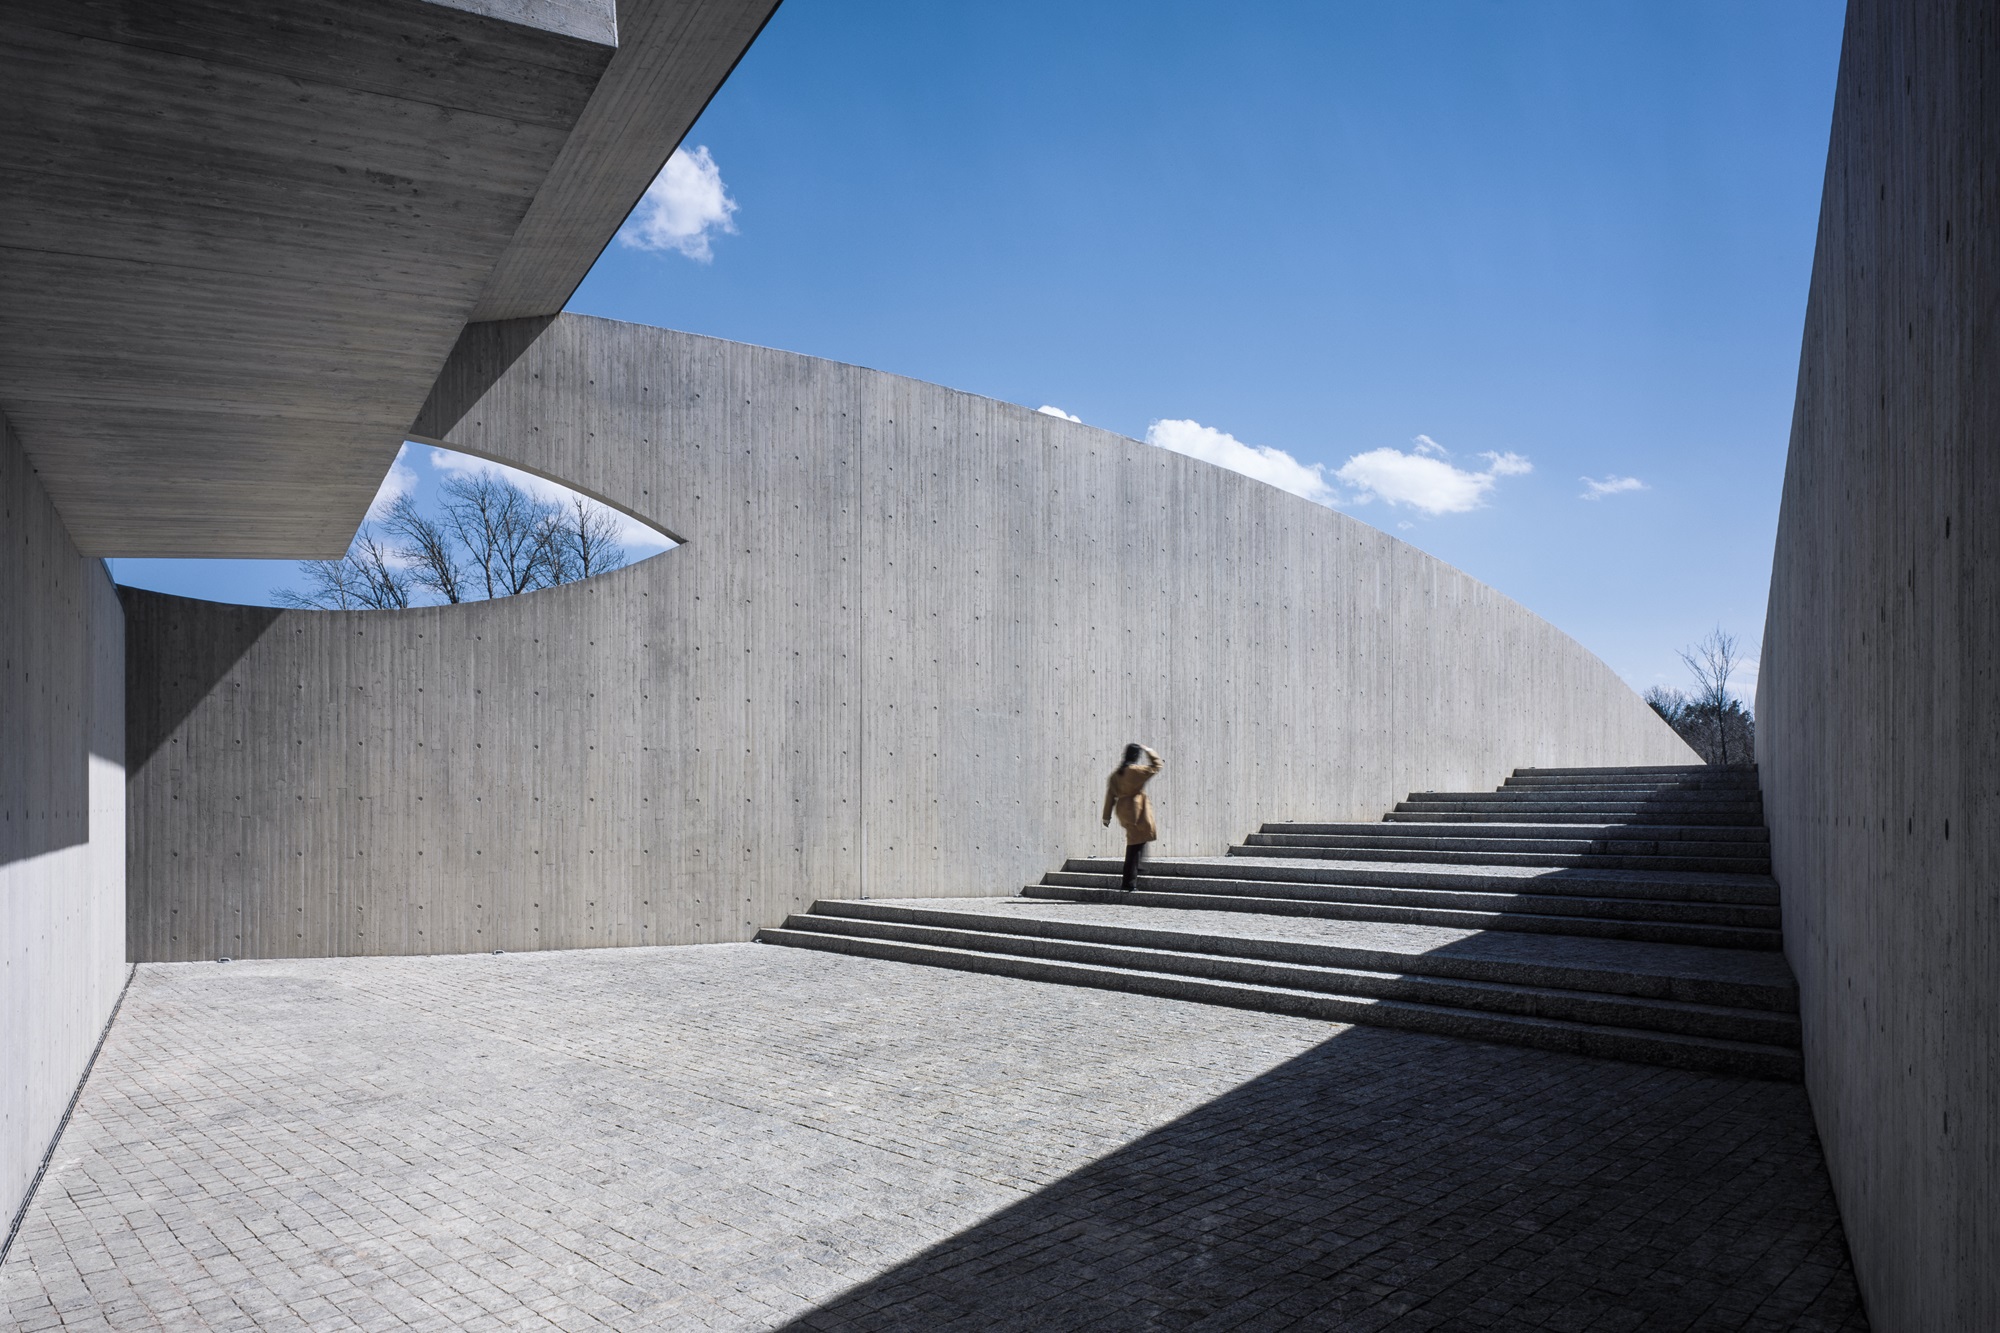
[110,442,678,610]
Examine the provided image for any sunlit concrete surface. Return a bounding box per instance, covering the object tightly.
[0,943,1865,1331]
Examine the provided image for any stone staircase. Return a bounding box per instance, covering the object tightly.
[760,765,1800,1080]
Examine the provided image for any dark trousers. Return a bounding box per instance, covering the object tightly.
[1121,841,1148,891]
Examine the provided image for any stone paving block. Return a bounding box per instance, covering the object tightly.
[0,942,1867,1331]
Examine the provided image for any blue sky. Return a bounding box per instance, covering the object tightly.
[116,0,1846,697]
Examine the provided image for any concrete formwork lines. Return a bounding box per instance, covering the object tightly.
[123,315,1692,963]
[1758,4,2000,1329]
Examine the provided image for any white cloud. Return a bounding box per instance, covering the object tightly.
[1145,419,1336,506]
[1334,436,1531,515]
[1037,405,1082,422]
[421,446,674,554]
[1580,474,1647,500]
[364,444,419,521]
[618,146,738,262]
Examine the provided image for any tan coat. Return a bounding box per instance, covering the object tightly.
[1102,752,1164,845]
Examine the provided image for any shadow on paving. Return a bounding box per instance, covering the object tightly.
[778,1024,1867,1333]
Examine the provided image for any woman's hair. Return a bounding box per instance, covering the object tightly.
[1121,743,1146,768]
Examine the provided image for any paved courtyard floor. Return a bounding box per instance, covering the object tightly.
[2,942,1866,1331]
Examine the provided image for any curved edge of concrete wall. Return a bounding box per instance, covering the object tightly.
[124,314,1693,962]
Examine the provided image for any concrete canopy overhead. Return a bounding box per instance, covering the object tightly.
[0,0,778,559]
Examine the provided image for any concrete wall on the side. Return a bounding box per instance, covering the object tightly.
[1,410,125,1233]
[124,315,1693,962]
[1758,2,1999,1328]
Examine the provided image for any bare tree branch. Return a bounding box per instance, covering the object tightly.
[443,473,559,599]
[383,493,465,604]
[274,525,411,610]
[277,469,636,610]
[545,494,627,585]
[1651,630,1755,766]
[1678,629,1744,765]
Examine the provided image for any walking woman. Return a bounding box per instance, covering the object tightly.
[1102,743,1164,891]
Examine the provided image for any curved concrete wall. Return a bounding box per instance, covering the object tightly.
[125,314,1691,961]
[1758,2,1999,1327]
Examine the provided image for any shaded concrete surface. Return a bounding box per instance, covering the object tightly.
[1,944,1862,1330]
[0,0,616,557]
[1,412,125,1239]
[0,0,777,557]
[1757,2,2000,1325]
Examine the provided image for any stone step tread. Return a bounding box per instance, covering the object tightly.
[1501,775,1760,785]
[1072,854,1780,894]
[1026,883,1783,951]
[1229,847,1772,875]
[771,914,1801,1045]
[1250,838,1772,859]
[1266,822,1771,842]
[803,897,1800,1009]
[1046,870,1778,926]
[757,928,1800,1080]
[1231,857,1776,877]
[1385,810,1768,826]
[1499,780,1761,790]
[1407,789,1762,800]
[1480,788,1760,800]
[1394,808,1764,820]
[1397,801,1763,813]
[1497,789,1762,799]
[1513,766,1743,775]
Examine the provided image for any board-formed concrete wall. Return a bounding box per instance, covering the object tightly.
[1758,3,2000,1329]
[1,412,125,1238]
[125,315,1692,961]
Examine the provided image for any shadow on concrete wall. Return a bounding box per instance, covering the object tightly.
[120,590,281,771]
[412,315,556,442]
[774,1024,1866,1332]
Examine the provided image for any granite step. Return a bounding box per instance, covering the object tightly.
[1234,836,1770,874]
[1027,876,1783,951]
[1267,821,1771,845]
[1386,806,1768,826]
[1396,796,1762,813]
[1502,773,1761,789]
[1511,765,1736,777]
[1050,855,1781,905]
[785,898,1800,1010]
[760,763,1795,1078]
[759,904,1799,1080]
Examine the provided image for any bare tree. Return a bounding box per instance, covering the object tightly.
[442,472,560,598]
[275,469,638,610]
[274,527,410,610]
[1643,685,1690,730]
[546,494,627,584]
[381,493,465,604]
[1680,629,1746,766]
[1647,630,1756,766]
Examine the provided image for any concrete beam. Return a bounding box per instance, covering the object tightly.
[0,0,621,558]
[468,0,783,322]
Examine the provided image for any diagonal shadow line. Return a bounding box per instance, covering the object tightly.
[409,315,558,443]
[774,1023,1866,1333]
[120,586,281,772]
